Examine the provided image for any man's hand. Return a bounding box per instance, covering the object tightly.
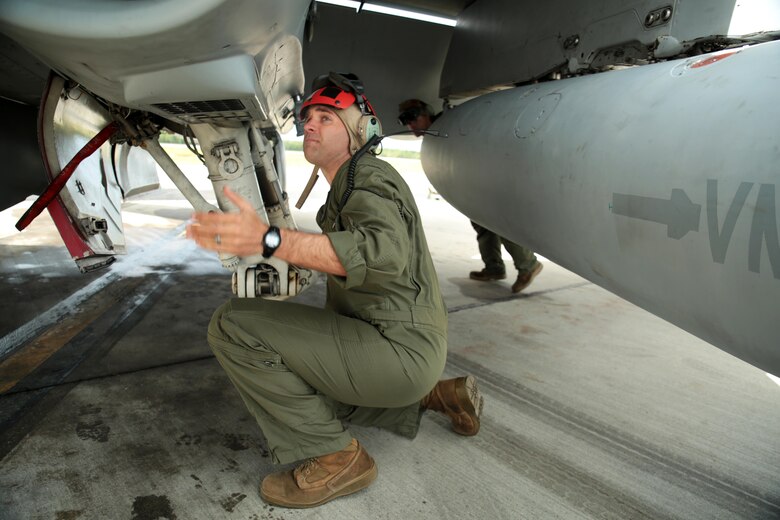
[187,186,347,276]
[186,186,267,257]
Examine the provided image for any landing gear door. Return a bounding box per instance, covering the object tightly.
[111,141,160,199]
[39,74,158,272]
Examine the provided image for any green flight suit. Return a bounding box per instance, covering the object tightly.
[207,155,448,464]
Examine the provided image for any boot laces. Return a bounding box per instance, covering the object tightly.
[300,458,318,476]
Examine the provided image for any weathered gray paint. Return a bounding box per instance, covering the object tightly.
[422,40,780,375]
[439,0,752,97]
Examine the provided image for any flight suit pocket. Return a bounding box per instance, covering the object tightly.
[210,336,290,373]
[245,351,290,372]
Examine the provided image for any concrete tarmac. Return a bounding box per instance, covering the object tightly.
[0,146,778,520]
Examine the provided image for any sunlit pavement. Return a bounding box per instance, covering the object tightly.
[0,146,778,519]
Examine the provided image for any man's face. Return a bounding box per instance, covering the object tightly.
[302,106,351,168]
[406,113,432,137]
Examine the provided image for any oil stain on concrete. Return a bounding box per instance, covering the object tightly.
[131,494,176,520]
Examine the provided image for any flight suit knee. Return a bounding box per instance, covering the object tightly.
[206,298,285,358]
[206,300,232,352]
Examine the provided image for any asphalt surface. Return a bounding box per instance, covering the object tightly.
[0,148,778,520]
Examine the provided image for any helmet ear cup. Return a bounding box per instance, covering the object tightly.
[359,114,382,143]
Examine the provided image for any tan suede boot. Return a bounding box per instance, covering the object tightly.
[512,261,543,293]
[420,375,484,436]
[260,438,377,508]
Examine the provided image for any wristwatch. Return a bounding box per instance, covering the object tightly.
[262,226,281,258]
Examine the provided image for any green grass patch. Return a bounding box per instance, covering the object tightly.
[158,131,185,144]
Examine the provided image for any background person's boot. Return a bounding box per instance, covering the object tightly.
[469,268,506,281]
[512,262,543,293]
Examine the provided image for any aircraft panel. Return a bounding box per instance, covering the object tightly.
[439,0,778,97]
[303,2,454,133]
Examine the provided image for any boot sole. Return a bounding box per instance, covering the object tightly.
[260,461,378,509]
[454,375,484,436]
[470,272,507,281]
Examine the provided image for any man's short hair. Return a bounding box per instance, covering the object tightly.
[398,99,432,125]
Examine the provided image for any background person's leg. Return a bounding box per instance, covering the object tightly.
[470,221,505,278]
[502,239,538,274]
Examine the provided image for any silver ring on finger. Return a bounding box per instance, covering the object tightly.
[215,234,222,245]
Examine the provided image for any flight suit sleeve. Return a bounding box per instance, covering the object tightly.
[325,189,410,289]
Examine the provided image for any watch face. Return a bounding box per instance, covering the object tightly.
[262,227,281,258]
[266,228,281,248]
[266,232,280,248]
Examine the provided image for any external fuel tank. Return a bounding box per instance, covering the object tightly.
[422,40,780,375]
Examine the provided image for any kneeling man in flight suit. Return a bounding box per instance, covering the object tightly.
[187,74,484,508]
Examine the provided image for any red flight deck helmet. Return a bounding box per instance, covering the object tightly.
[301,85,381,154]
